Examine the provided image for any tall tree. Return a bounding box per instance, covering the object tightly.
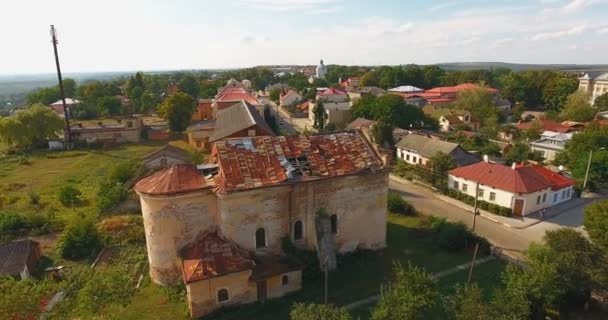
[157,92,196,132]
[504,142,542,164]
[26,87,60,105]
[62,78,77,97]
[444,284,492,320]
[371,263,437,320]
[178,75,200,98]
[542,76,578,111]
[454,87,500,128]
[312,101,326,130]
[559,91,596,122]
[0,104,64,149]
[584,199,608,250]
[594,92,608,111]
[97,96,122,115]
[371,120,394,148]
[429,152,457,175]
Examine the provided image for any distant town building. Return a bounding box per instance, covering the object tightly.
[49,98,80,118]
[579,72,608,104]
[529,131,573,162]
[387,85,424,93]
[209,100,274,143]
[279,90,303,107]
[347,86,385,101]
[316,59,328,79]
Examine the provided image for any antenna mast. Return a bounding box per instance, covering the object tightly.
[50,25,72,144]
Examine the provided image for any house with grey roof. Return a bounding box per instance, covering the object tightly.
[395,134,479,167]
[530,131,573,162]
[579,72,608,104]
[209,100,274,143]
[143,144,191,170]
[0,239,41,280]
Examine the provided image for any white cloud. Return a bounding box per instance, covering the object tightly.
[239,0,341,12]
[560,0,602,14]
[598,26,608,34]
[428,1,460,12]
[490,37,514,48]
[532,25,587,40]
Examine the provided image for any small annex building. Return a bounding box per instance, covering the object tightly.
[0,239,41,280]
[134,130,389,318]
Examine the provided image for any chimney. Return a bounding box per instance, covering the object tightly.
[483,154,489,163]
[511,162,517,170]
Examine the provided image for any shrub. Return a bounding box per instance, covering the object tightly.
[290,303,351,320]
[57,218,102,260]
[98,215,145,246]
[387,193,415,215]
[433,221,471,252]
[75,267,136,316]
[109,161,138,184]
[96,182,128,212]
[58,185,83,207]
[0,210,26,234]
[27,191,41,207]
[479,201,489,210]
[281,237,320,281]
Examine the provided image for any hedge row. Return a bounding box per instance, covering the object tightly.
[444,189,513,217]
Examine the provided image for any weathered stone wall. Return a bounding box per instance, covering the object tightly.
[186,270,256,318]
[138,189,218,285]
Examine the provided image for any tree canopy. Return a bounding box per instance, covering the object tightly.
[0,104,64,149]
[157,92,196,132]
[594,92,608,111]
[178,75,200,98]
[584,199,608,250]
[290,303,351,320]
[559,91,597,122]
[351,94,428,129]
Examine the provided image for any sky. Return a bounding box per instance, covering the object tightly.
[1,0,608,74]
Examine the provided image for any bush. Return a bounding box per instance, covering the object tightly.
[0,210,26,234]
[433,220,471,252]
[109,161,138,184]
[58,185,83,207]
[27,191,41,207]
[57,218,102,260]
[281,237,320,281]
[75,267,136,316]
[98,215,145,246]
[96,182,128,212]
[387,193,415,215]
[290,303,351,320]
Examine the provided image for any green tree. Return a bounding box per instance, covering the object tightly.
[429,152,457,175]
[75,267,136,316]
[489,287,530,320]
[584,199,608,250]
[269,88,282,103]
[313,101,326,130]
[58,185,83,207]
[594,92,608,111]
[350,95,377,120]
[290,303,351,320]
[504,142,542,164]
[454,87,500,128]
[62,78,77,97]
[371,120,394,148]
[109,160,138,184]
[444,284,491,320]
[0,104,64,149]
[178,75,200,98]
[199,80,222,98]
[559,91,597,122]
[542,76,578,111]
[97,96,122,115]
[499,73,528,104]
[57,217,102,260]
[158,92,196,132]
[360,71,379,87]
[372,263,437,320]
[26,87,60,105]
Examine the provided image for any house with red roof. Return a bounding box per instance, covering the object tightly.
[398,83,500,107]
[448,159,575,216]
[279,90,302,107]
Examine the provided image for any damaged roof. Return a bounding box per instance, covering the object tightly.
[181,231,254,283]
[210,130,384,193]
[134,164,208,196]
[209,100,274,142]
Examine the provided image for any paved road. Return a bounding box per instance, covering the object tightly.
[390,179,535,259]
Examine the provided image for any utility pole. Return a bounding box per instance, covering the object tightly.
[323,257,328,304]
[50,25,72,145]
[466,242,479,288]
[472,181,480,232]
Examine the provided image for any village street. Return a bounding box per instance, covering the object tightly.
[389,176,596,260]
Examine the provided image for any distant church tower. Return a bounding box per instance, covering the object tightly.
[316,59,327,79]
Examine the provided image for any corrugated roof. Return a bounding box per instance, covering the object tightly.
[448,162,572,194]
[516,119,572,133]
[209,100,274,142]
[181,231,254,283]
[211,131,383,193]
[396,134,459,158]
[134,164,208,196]
[0,240,38,277]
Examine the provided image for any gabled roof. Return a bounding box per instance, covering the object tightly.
[396,134,459,158]
[448,161,574,193]
[181,231,254,283]
[318,88,346,96]
[50,98,80,106]
[210,131,384,193]
[0,240,38,276]
[134,164,208,196]
[143,145,189,162]
[580,72,608,80]
[280,90,300,100]
[346,117,377,130]
[442,115,464,124]
[516,119,572,133]
[209,100,274,142]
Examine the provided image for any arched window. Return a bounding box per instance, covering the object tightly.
[282,275,289,286]
[330,214,337,234]
[293,220,303,241]
[217,288,229,302]
[255,228,266,249]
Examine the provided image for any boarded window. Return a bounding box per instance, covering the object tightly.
[217,288,229,302]
[330,214,337,234]
[294,221,303,241]
[255,228,266,248]
[282,275,289,286]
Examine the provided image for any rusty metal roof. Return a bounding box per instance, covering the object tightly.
[134,164,208,196]
[210,130,383,193]
[181,231,254,283]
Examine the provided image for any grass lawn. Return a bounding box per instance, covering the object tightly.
[106,214,501,320]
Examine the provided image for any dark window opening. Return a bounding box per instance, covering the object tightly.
[282,275,289,286]
[255,228,266,248]
[330,214,337,234]
[217,288,229,302]
[294,220,303,241]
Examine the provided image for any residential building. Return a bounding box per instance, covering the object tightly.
[0,240,41,280]
[192,99,213,121]
[308,100,352,127]
[387,85,424,93]
[316,88,348,102]
[187,119,216,150]
[516,119,575,133]
[142,145,190,170]
[49,98,80,118]
[448,160,575,216]
[346,117,408,143]
[279,90,302,107]
[70,116,143,144]
[134,131,388,317]
[209,100,274,143]
[438,110,478,132]
[347,86,385,101]
[395,134,479,167]
[399,83,499,106]
[530,131,573,161]
[579,72,608,104]
[339,77,361,90]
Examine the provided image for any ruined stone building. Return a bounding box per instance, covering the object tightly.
[134,130,389,317]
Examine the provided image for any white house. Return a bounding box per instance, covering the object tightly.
[316,88,348,103]
[279,90,302,107]
[579,72,608,104]
[308,101,352,127]
[395,134,479,167]
[529,131,573,162]
[447,160,575,216]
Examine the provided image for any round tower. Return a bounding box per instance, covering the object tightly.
[135,165,218,286]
